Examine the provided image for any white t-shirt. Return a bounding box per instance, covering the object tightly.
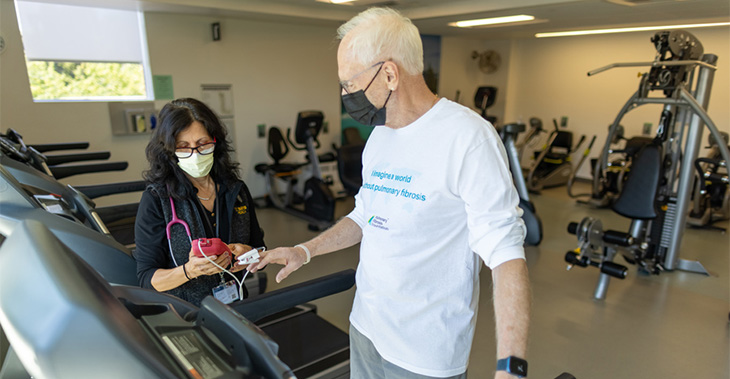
[347,98,526,377]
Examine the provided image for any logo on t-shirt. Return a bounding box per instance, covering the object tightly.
[368,215,389,231]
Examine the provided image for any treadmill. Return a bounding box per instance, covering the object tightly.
[0,220,354,379]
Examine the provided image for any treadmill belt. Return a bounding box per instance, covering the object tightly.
[260,310,349,377]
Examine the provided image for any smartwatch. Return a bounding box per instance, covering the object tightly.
[496,356,528,377]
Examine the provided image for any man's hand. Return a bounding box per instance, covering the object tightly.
[248,245,309,283]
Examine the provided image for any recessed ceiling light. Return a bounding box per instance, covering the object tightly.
[535,21,730,38]
[449,15,535,28]
[316,0,356,4]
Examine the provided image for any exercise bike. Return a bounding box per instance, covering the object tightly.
[255,111,335,231]
[564,30,730,300]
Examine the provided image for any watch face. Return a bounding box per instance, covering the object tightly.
[509,358,528,376]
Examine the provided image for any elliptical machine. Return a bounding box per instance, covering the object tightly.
[687,132,729,230]
[526,120,585,193]
[564,30,730,300]
[255,111,336,231]
[586,124,655,207]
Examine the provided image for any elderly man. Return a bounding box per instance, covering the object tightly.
[250,7,530,379]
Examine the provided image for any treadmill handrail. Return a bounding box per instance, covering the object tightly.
[76,180,146,199]
[44,151,111,165]
[50,161,129,179]
[206,269,357,323]
[29,142,90,153]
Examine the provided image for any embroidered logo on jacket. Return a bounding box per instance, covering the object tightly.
[235,205,248,215]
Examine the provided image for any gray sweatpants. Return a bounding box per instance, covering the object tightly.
[349,325,468,379]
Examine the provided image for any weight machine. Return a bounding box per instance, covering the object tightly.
[565,30,730,300]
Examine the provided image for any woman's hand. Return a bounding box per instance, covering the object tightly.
[227,243,254,273]
[248,246,308,283]
[185,248,232,278]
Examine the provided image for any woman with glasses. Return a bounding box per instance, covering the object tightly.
[134,97,265,306]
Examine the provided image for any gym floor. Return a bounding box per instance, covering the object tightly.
[254,181,729,379]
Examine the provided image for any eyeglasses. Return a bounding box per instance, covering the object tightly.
[175,138,216,159]
[339,61,385,94]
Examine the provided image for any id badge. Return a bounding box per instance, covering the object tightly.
[212,280,239,304]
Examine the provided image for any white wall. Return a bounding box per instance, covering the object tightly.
[0,0,342,204]
[144,12,342,198]
[2,0,728,197]
[440,37,512,125]
[503,27,730,177]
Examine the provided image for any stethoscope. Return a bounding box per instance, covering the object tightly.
[165,193,220,267]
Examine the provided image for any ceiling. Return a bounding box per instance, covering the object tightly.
[27,0,730,39]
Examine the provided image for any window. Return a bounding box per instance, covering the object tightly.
[15,1,152,101]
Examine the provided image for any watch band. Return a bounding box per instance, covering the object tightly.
[496,356,528,377]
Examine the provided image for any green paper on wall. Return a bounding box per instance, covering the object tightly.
[153,75,174,100]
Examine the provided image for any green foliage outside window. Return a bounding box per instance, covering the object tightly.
[26,61,145,100]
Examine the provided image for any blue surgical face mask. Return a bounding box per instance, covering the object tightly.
[341,62,392,126]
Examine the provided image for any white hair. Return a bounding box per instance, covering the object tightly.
[337,7,424,75]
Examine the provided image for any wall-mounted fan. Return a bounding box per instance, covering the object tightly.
[472,50,501,74]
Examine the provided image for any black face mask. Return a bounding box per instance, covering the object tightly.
[341,64,392,126]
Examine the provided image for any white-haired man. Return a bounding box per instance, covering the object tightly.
[250,7,530,379]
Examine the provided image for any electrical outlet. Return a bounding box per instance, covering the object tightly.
[560,116,568,128]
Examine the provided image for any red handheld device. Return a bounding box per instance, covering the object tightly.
[192,238,231,258]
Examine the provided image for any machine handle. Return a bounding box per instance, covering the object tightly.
[75,180,146,199]
[587,60,717,77]
[585,136,597,153]
[231,269,356,323]
[600,262,628,279]
[29,142,90,153]
[286,127,320,151]
[573,135,586,152]
[44,151,111,165]
[49,162,129,179]
[602,230,634,247]
[564,251,587,267]
[567,222,578,235]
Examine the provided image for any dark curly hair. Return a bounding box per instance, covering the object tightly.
[143,98,240,199]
